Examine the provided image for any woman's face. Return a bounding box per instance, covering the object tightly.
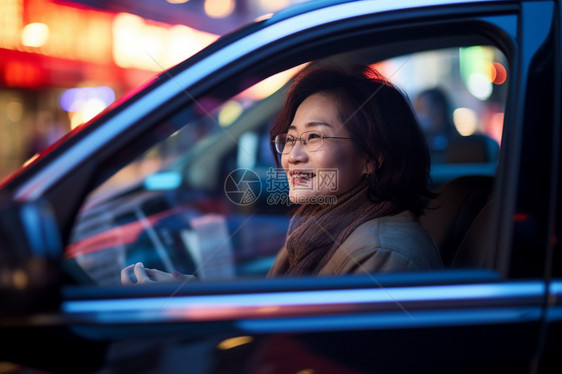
[281,93,370,203]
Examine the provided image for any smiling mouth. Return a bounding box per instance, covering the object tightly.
[289,170,316,185]
[291,172,314,178]
[290,169,316,177]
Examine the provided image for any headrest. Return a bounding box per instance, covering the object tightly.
[446,134,499,163]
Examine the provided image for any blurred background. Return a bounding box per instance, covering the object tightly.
[0,0,305,181]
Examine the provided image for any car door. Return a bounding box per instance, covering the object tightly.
[1,1,559,373]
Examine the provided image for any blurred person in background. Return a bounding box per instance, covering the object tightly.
[413,87,460,163]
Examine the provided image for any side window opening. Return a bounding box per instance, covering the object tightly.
[66,44,507,286]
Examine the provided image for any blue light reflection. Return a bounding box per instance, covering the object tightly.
[63,282,544,314]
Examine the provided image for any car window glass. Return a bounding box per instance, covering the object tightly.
[380,46,506,187]
[66,45,507,286]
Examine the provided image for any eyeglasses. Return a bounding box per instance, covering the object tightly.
[273,130,352,154]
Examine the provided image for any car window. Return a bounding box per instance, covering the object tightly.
[386,46,505,188]
[65,45,507,286]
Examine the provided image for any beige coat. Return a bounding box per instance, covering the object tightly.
[268,211,443,276]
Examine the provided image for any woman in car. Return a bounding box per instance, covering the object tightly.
[122,63,442,284]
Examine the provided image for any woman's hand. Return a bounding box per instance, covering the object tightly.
[121,262,195,285]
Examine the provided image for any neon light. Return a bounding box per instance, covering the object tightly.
[112,13,218,72]
[0,0,23,50]
[24,0,114,64]
[1,0,217,70]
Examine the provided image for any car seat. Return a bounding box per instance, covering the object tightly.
[420,175,494,267]
[446,134,499,163]
[450,199,495,268]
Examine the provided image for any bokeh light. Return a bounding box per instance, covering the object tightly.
[242,64,306,100]
[204,0,235,18]
[258,0,291,13]
[218,100,243,127]
[453,107,479,136]
[60,86,116,129]
[492,62,507,85]
[217,336,253,350]
[467,72,492,100]
[21,22,50,47]
[6,99,23,122]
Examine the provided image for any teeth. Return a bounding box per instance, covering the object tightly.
[293,173,312,178]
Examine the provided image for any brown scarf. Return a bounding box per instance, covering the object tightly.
[281,179,402,275]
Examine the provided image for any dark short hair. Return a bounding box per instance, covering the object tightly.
[270,63,433,217]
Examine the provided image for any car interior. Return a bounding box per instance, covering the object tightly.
[64,36,508,285]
